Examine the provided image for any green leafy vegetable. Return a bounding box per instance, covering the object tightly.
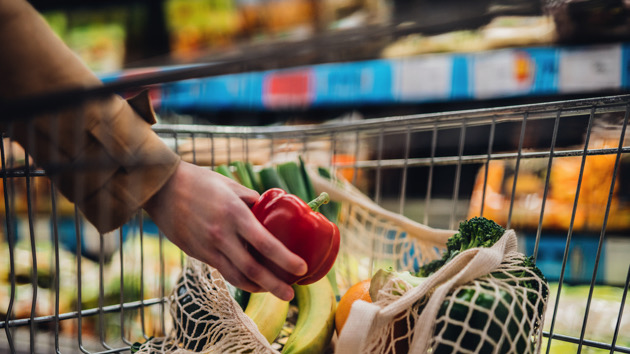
[416,216,506,277]
[230,161,254,190]
[259,166,289,191]
[316,167,341,224]
[215,164,236,180]
[277,161,309,202]
[371,217,548,353]
[245,162,264,193]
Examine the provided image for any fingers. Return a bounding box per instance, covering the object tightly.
[233,183,260,205]
[236,211,308,277]
[224,180,307,277]
[240,193,260,206]
[190,237,294,300]
[153,165,303,300]
[214,242,295,300]
[215,170,260,205]
[208,252,263,294]
[195,201,299,300]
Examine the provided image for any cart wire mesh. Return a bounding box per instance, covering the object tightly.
[1,76,630,353]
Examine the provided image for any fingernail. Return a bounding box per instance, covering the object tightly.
[283,288,294,301]
[297,262,308,276]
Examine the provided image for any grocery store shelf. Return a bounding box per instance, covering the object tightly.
[99,42,630,113]
[5,40,630,120]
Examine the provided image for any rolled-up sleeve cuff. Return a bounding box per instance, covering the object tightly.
[77,132,180,233]
[76,92,180,233]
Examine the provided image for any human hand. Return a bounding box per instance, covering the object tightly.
[143,161,308,301]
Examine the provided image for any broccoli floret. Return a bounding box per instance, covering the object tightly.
[451,216,506,253]
[416,258,443,277]
[445,236,460,250]
[416,217,505,277]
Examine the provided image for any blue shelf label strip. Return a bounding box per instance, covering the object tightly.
[312,60,394,106]
[102,43,630,112]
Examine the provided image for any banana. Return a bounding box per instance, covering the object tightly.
[282,278,337,354]
[244,291,290,344]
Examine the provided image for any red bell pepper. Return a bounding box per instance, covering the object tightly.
[251,188,340,285]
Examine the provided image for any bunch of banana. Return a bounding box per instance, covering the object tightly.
[283,277,337,353]
[243,277,337,353]
[244,292,290,344]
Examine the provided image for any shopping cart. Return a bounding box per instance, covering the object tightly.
[1,65,629,353]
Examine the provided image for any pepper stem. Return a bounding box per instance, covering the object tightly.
[307,192,330,212]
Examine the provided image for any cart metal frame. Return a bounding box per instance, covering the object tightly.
[1,68,629,352]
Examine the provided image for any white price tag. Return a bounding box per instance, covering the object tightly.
[394,56,452,100]
[558,45,622,93]
[473,50,534,99]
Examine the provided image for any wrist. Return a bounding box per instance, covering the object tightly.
[144,159,186,217]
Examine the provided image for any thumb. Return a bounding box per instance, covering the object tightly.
[235,185,260,206]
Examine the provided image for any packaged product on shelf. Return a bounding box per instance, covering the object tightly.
[164,0,242,58]
[381,30,486,58]
[43,8,128,73]
[264,0,315,38]
[66,23,126,74]
[381,15,557,58]
[318,0,392,30]
[481,16,557,49]
[467,114,630,233]
[238,0,266,38]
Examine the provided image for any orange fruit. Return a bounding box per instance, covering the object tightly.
[335,279,372,335]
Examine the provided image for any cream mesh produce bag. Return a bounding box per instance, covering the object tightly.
[134,258,276,354]
[308,171,456,293]
[335,230,549,354]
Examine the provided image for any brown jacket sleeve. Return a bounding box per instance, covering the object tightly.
[0,0,180,233]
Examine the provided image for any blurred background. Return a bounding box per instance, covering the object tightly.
[27,0,630,125]
[31,0,630,70]
[23,0,630,308]
[1,0,630,352]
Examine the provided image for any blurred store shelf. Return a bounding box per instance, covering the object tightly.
[100,42,630,113]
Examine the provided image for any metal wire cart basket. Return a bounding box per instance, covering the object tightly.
[1,64,629,353]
